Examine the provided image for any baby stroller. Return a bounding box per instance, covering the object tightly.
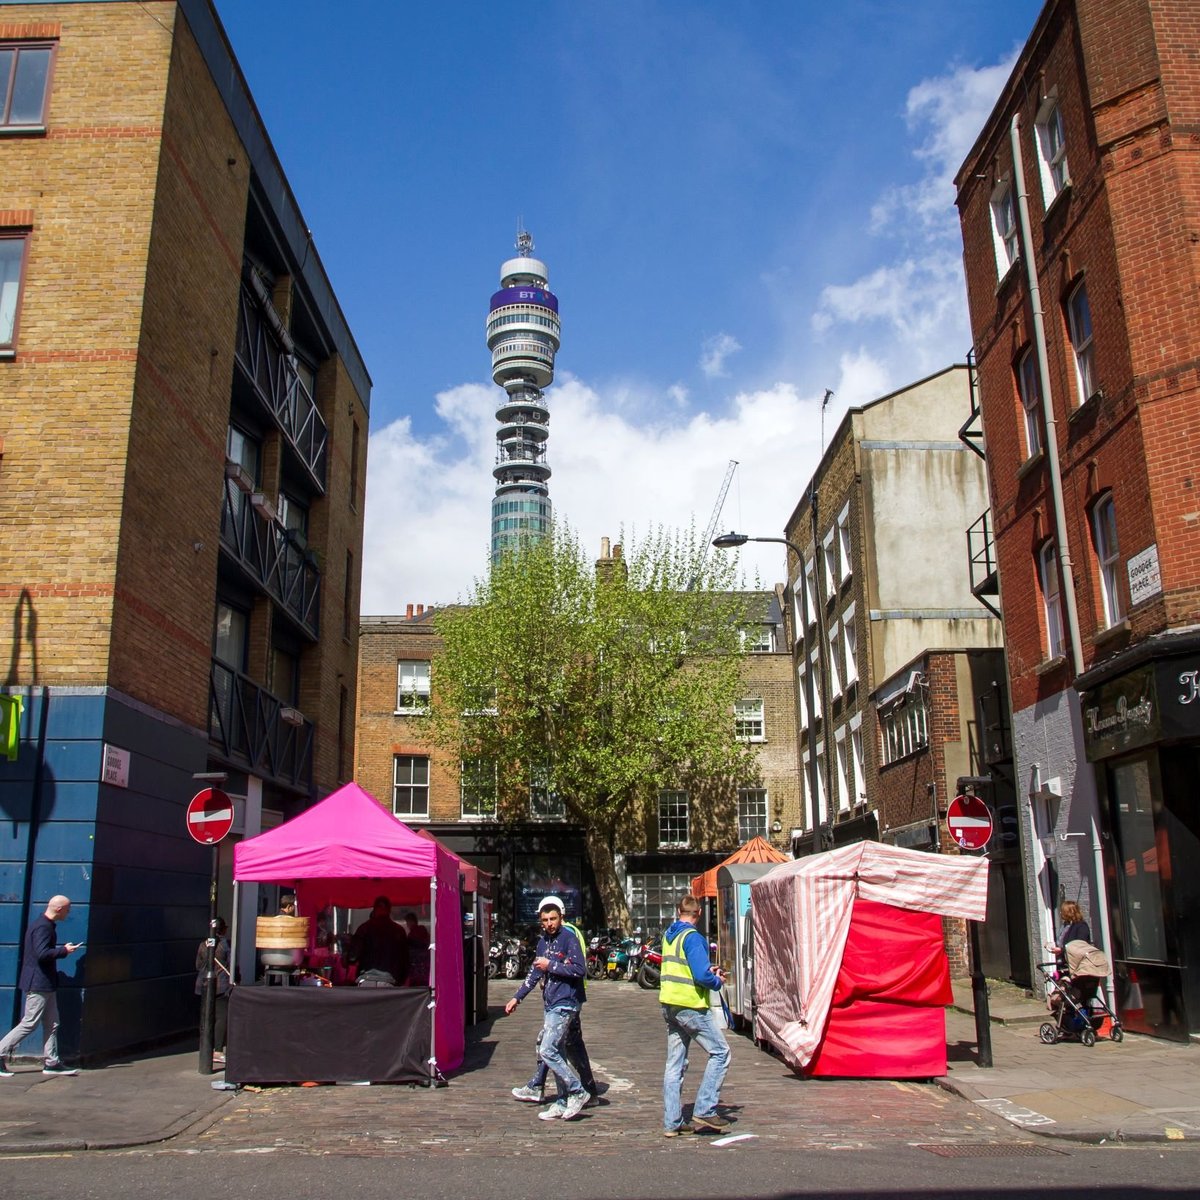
[1037,943,1123,1047]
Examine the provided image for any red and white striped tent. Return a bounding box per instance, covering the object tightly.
[750,841,988,1075]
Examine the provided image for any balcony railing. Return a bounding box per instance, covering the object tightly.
[219,482,320,639]
[967,508,1001,619]
[234,282,328,492]
[958,348,985,460]
[209,659,314,793]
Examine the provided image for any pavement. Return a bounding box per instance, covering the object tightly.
[0,976,1195,1155]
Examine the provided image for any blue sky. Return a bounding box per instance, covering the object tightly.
[218,1,1043,611]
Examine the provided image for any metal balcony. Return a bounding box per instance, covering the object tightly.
[234,283,328,493]
[967,508,1001,619]
[209,660,314,793]
[958,348,986,460]
[219,483,320,639]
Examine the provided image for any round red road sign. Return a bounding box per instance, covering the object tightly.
[946,793,993,851]
[186,787,234,845]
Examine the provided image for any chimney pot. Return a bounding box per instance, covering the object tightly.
[601,536,610,558]
[416,604,424,616]
[406,604,414,618]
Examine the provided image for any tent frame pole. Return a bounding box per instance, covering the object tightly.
[428,873,438,1084]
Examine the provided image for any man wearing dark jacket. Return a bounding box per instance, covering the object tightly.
[0,896,83,1076]
[505,897,590,1121]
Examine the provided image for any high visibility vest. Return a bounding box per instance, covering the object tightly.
[564,921,587,992]
[659,926,709,1009]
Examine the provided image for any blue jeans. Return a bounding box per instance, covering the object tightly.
[538,1003,585,1099]
[529,1010,595,1096]
[662,1004,730,1131]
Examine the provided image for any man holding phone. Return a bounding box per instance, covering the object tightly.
[0,895,83,1076]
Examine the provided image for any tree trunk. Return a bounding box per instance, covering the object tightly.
[584,822,632,932]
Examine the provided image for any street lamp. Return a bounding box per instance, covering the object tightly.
[712,531,833,851]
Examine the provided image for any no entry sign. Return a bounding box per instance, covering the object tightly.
[186,787,234,845]
[946,793,993,851]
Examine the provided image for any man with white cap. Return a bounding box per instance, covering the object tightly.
[510,895,597,1106]
[504,895,590,1121]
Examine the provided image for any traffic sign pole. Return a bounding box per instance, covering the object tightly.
[187,787,233,1075]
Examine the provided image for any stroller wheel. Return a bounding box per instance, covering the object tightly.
[1039,1022,1058,1044]
[1110,1024,1124,1043]
[1081,1028,1096,1047]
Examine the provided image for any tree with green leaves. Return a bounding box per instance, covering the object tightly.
[428,524,759,929]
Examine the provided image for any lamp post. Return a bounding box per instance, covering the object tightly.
[713,531,832,851]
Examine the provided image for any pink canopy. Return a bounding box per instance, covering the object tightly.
[233,782,465,1072]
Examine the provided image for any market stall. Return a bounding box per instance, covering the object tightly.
[227,782,465,1084]
[750,841,987,1078]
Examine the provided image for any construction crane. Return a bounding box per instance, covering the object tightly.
[689,459,739,589]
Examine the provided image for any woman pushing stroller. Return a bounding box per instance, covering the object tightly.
[1038,901,1122,1045]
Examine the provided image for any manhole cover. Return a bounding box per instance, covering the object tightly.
[916,1143,1065,1158]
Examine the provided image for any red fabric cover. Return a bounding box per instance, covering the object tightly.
[806,898,951,1078]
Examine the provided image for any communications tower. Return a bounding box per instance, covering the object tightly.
[487,230,560,560]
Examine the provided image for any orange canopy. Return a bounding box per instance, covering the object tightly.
[690,836,789,899]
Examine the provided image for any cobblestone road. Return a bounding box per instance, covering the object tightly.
[176,982,1020,1158]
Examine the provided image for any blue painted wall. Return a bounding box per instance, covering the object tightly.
[0,688,210,1060]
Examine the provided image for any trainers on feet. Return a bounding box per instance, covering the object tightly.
[0,1058,12,1078]
[583,1092,600,1109]
[42,1062,78,1076]
[537,1100,567,1121]
[663,1123,695,1137]
[693,1111,730,1130]
[511,1085,543,1103]
[561,1090,590,1121]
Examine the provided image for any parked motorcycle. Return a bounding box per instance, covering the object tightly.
[486,933,506,979]
[503,931,533,979]
[606,934,641,980]
[587,928,619,980]
[636,933,662,989]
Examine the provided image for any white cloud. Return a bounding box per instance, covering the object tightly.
[699,332,742,378]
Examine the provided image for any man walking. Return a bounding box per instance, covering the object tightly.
[0,895,83,1076]
[660,894,730,1136]
[504,897,590,1121]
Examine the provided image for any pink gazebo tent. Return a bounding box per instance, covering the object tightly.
[233,782,465,1076]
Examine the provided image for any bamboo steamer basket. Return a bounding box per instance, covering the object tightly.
[255,915,310,949]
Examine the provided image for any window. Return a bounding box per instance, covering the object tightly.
[737,788,768,842]
[842,605,858,685]
[1,42,54,129]
[460,757,497,819]
[396,660,431,713]
[343,550,354,640]
[1038,540,1065,659]
[1066,281,1096,403]
[0,232,29,353]
[658,790,689,847]
[837,504,852,583]
[734,697,765,742]
[271,643,300,705]
[1017,348,1042,457]
[790,574,804,646]
[213,601,248,670]
[802,751,818,828]
[834,728,850,813]
[740,626,774,653]
[530,762,565,820]
[393,755,429,819]
[822,530,838,598]
[796,663,809,727]
[1036,96,1070,203]
[990,180,1019,275]
[803,558,817,626]
[809,650,822,718]
[878,693,928,766]
[1091,494,1123,628]
[629,871,693,930]
[850,719,866,805]
[827,621,841,699]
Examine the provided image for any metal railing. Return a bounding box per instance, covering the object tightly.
[958,348,986,460]
[219,482,320,639]
[234,283,328,492]
[967,508,1001,619]
[209,659,314,792]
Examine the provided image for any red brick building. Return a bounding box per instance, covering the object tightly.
[955,0,1200,1037]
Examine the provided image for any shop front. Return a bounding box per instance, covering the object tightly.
[1078,636,1200,1041]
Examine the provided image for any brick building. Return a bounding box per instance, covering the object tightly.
[0,1,369,1057]
[781,367,1020,979]
[356,584,800,933]
[955,0,1200,1036]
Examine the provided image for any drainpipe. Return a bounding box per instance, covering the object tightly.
[1009,112,1084,678]
[1010,114,1113,990]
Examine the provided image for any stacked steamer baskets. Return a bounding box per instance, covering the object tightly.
[256,914,310,985]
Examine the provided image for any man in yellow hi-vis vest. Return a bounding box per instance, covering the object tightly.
[660,894,731,1136]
